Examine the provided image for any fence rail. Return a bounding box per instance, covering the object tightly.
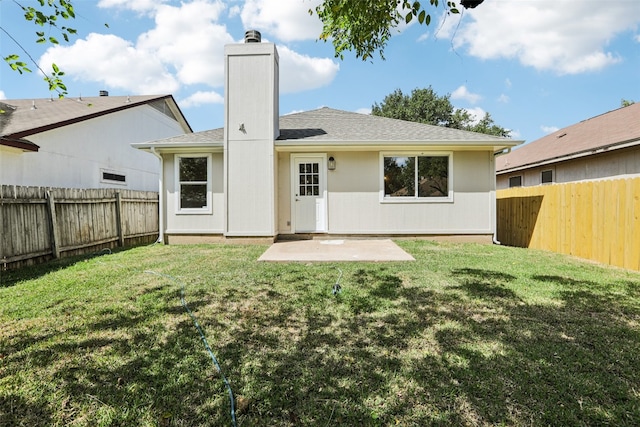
[497,177,640,271]
[1,186,159,270]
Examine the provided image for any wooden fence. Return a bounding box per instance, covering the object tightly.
[0,186,159,270]
[497,176,640,271]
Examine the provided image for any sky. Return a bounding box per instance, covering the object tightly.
[1,0,639,143]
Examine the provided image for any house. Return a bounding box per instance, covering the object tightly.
[496,103,640,189]
[0,94,191,191]
[133,31,521,244]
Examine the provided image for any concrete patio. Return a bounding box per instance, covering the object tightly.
[258,239,415,262]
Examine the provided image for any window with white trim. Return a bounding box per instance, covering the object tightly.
[175,154,212,213]
[382,153,452,201]
[541,170,553,184]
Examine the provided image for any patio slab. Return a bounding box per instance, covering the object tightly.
[258,239,415,262]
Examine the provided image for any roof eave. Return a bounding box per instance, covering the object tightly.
[497,137,640,175]
[275,139,523,152]
[0,136,39,152]
[132,141,224,153]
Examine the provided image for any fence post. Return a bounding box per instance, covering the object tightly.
[46,191,60,259]
[115,192,125,247]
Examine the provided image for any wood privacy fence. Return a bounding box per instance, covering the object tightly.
[497,176,640,271]
[0,186,159,270]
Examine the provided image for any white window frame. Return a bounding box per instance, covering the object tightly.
[509,175,523,188]
[175,154,213,214]
[379,152,454,203]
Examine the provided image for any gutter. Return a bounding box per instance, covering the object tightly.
[150,147,164,244]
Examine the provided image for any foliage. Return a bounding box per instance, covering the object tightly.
[621,99,636,107]
[372,86,511,137]
[1,242,639,426]
[312,0,485,61]
[1,0,77,97]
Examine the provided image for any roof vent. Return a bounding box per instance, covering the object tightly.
[245,30,261,43]
[99,90,109,96]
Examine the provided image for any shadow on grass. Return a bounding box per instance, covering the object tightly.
[0,247,134,288]
[2,261,639,426]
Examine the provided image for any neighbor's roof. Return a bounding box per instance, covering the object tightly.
[134,107,521,152]
[496,102,640,174]
[0,94,192,152]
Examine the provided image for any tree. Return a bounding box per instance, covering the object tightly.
[312,0,485,60]
[1,0,78,97]
[621,99,635,107]
[372,87,511,137]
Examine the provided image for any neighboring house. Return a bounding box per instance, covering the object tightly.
[496,103,640,189]
[1,94,192,191]
[134,32,520,243]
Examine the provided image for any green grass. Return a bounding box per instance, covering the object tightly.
[1,241,639,426]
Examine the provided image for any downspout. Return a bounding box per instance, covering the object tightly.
[492,148,512,245]
[150,147,164,244]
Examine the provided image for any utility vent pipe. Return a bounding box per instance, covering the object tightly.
[99,90,109,96]
[245,30,261,43]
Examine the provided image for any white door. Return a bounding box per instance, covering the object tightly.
[292,155,327,233]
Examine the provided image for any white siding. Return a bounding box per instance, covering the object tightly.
[163,153,225,234]
[224,42,279,236]
[1,105,186,191]
[278,150,495,235]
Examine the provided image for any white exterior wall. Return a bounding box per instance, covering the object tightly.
[163,153,225,234]
[278,150,495,235]
[224,42,279,236]
[496,145,640,189]
[0,105,185,191]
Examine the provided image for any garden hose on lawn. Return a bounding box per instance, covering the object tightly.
[145,271,237,427]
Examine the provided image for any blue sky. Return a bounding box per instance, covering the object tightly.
[1,0,639,143]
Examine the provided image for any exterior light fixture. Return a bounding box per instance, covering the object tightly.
[328,156,336,170]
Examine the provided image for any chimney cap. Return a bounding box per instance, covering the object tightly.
[245,30,261,43]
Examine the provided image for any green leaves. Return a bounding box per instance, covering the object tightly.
[5,0,77,97]
[312,0,468,61]
[4,55,32,74]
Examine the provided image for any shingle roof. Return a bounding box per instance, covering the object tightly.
[278,108,514,144]
[496,103,640,173]
[0,94,192,151]
[137,107,520,151]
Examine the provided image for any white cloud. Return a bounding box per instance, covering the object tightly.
[0,90,6,100]
[38,0,339,101]
[97,0,165,14]
[541,125,560,134]
[180,90,224,108]
[240,0,323,42]
[355,107,371,115]
[137,1,232,86]
[278,45,339,93]
[39,33,180,94]
[498,94,509,103]
[451,85,481,104]
[439,2,639,74]
[505,78,512,88]
[463,107,486,124]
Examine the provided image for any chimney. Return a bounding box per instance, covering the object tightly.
[244,30,261,43]
[99,90,109,96]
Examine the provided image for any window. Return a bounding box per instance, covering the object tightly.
[382,154,451,201]
[541,170,553,184]
[509,175,522,188]
[176,154,211,213]
[298,162,320,196]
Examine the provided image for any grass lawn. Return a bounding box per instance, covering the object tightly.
[1,241,639,426]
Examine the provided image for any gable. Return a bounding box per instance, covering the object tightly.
[497,103,640,173]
